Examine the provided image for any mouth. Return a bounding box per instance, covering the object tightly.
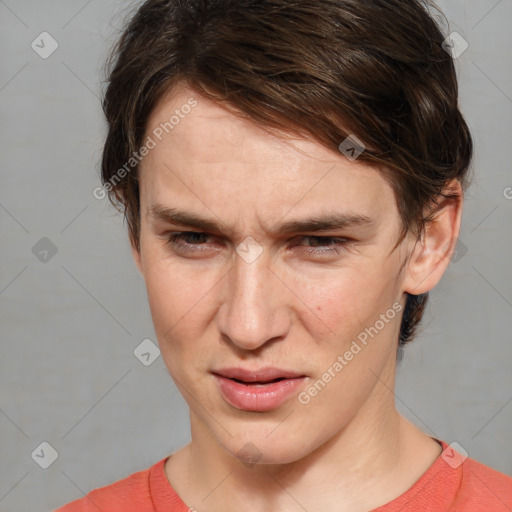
[229,376,287,385]
[213,366,305,382]
[212,367,307,412]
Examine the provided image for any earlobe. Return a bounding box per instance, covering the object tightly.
[402,181,463,295]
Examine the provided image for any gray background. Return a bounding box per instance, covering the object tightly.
[0,1,511,510]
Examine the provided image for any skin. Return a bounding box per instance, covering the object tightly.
[132,82,463,512]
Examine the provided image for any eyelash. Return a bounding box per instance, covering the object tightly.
[165,232,350,256]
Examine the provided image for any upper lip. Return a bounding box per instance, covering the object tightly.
[212,367,305,383]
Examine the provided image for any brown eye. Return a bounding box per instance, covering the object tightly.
[166,232,215,252]
[292,236,350,255]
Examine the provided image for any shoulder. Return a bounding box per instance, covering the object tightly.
[454,456,512,509]
[54,460,159,512]
[372,440,511,512]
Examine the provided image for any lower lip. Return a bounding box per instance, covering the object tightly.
[214,375,306,412]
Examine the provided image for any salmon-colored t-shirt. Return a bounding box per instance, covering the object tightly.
[55,439,512,511]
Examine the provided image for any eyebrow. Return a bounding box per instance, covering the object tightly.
[149,204,374,236]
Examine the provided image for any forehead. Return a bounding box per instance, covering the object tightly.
[140,83,397,228]
[146,83,338,162]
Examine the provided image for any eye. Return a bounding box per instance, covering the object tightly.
[291,236,351,255]
[166,231,217,252]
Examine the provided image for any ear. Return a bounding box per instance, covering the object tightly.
[402,180,463,295]
[130,238,144,275]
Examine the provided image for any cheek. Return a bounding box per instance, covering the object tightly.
[141,257,217,353]
[285,263,396,343]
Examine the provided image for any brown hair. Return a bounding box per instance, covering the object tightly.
[101,0,472,347]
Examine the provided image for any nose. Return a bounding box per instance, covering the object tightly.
[217,249,291,351]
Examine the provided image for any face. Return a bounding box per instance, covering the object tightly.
[134,83,415,465]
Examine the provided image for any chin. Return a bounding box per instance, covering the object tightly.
[222,428,315,467]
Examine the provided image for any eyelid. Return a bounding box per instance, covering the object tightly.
[295,234,352,241]
[291,234,354,246]
[291,235,352,253]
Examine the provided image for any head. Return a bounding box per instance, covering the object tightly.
[100,0,472,464]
